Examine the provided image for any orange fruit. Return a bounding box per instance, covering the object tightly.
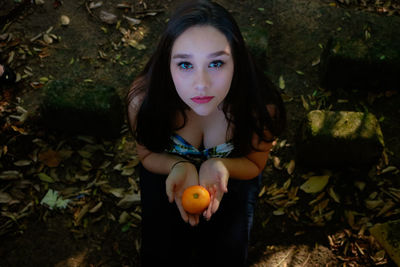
[182,185,211,214]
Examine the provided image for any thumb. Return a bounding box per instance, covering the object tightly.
[165,178,175,203]
[220,178,228,193]
[221,183,228,193]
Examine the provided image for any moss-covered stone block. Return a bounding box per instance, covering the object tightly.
[320,35,400,91]
[296,110,384,167]
[41,79,123,137]
[370,219,400,266]
[241,25,269,70]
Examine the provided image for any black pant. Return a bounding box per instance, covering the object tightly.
[139,164,260,267]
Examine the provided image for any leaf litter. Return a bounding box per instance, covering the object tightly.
[258,137,400,265]
[1,0,400,265]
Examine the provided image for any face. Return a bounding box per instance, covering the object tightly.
[170,25,234,116]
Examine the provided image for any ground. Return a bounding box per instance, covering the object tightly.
[0,0,400,266]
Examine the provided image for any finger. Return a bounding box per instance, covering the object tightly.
[204,207,211,221]
[203,187,215,220]
[220,181,228,193]
[188,214,199,226]
[211,197,221,214]
[220,174,229,193]
[188,215,195,226]
[175,198,189,223]
[211,189,225,214]
[165,178,175,203]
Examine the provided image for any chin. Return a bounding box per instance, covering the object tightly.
[191,107,215,117]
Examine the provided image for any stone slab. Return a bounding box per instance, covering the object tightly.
[370,219,400,266]
[40,79,124,137]
[296,110,384,167]
[320,29,400,92]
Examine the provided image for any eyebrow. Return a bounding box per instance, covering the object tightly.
[171,50,230,59]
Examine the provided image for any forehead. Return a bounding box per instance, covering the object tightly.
[171,25,231,55]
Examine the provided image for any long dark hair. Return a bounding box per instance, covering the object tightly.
[127,0,286,155]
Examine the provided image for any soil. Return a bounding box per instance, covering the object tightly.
[1,0,399,266]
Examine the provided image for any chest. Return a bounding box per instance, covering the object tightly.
[175,109,232,149]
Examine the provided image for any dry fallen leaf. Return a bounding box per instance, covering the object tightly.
[0,170,22,180]
[301,95,310,110]
[81,159,92,172]
[117,192,141,209]
[119,211,131,224]
[381,166,398,174]
[300,175,330,193]
[273,208,285,216]
[38,149,62,167]
[127,39,146,50]
[60,15,70,26]
[123,15,141,26]
[38,172,55,183]
[74,203,90,226]
[89,1,103,9]
[272,156,282,170]
[286,160,295,175]
[43,34,53,44]
[121,167,135,176]
[278,75,285,90]
[108,188,125,198]
[89,201,103,213]
[0,192,13,204]
[258,185,266,197]
[13,160,32,167]
[99,11,118,24]
[328,187,340,203]
[377,200,395,217]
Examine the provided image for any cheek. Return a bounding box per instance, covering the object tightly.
[171,72,185,92]
[170,69,188,99]
[213,69,233,93]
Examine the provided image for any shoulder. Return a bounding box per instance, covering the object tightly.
[266,104,276,118]
[127,78,146,130]
[128,91,144,114]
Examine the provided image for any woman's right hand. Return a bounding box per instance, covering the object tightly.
[165,161,200,226]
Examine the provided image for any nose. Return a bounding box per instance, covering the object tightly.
[194,68,210,93]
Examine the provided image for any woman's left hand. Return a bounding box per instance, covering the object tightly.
[198,158,229,220]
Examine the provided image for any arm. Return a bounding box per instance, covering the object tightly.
[128,90,200,226]
[215,139,273,180]
[137,142,188,175]
[138,144,200,226]
[199,133,274,220]
[128,90,187,175]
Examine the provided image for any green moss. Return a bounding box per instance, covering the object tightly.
[308,111,383,143]
[336,39,369,59]
[41,79,123,137]
[387,220,400,249]
[332,36,400,62]
[241,25,269,69]
[297,110,385,166]
[43,80,118,110]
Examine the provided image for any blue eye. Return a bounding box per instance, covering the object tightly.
[178,62,193,70]
[209,60,224,68]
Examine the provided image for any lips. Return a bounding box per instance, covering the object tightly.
[191,96,214,104]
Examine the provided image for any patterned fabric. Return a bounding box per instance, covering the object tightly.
[165,133,234,167]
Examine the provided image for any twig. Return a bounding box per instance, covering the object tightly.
[301,253,311,267]
[380,188,399,203]
[133,9,164,15]
[85,0,100,22]
[0,202,33,236]
[275,248,293,267]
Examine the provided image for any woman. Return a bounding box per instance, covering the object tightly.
[127,1,286,266]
